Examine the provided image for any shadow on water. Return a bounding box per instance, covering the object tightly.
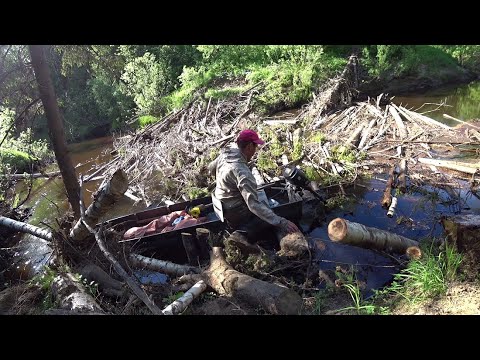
[301,177,480,298]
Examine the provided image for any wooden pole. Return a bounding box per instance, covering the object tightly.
[328,218,419,254]
[398,159,407,193]
[381,164,397,208]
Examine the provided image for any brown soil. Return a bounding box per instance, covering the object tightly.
[392,281,480,315]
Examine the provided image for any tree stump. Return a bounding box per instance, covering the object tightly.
[202,247,303,315]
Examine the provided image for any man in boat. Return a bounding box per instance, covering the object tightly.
[208,129,299,243]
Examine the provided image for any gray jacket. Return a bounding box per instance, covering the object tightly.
[208,145,287,227]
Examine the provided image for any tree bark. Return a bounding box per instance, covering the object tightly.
[162,280,207,315]
[328,218,419,255]
[0,216,52,241]
[28,45,80,219]
[202,247,303,315]
[129,254,200,277]
[69,169,128,241]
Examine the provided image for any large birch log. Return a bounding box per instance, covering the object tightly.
[202,247,303,315]
[328,218,419,255]
[0,216,52,241]
[418,158,480,175]
[51,272,104,314]
[389,106,407,139]
[129,254,200,277]
[162,280,207,315]
[70,169,128,241]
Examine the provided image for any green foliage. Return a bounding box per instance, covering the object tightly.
[163,291,184,305]
[138,115,159,129]
[204,86,246,100]
[434,45,480,71]
[0,149,35,173]
[304,166,322,182]
[361,45,460,80]
[377,240,463,306]
[308,131,326,144]
[330,145,363,163]
[186,186,209,200]
[162,46,347,113]
[30,266,57,310]
[325,194,350,211]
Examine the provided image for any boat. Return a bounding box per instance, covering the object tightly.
[102,179,304,263]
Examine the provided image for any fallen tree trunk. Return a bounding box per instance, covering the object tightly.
[328,218,419,255]
[0,171,61,180]
[418,158,480,175]
[0,216,52,241]
[70,169,129,241]
[202,247,303,315]
[51,272,104,314]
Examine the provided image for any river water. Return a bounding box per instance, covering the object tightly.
[10,80,480,288]
[392,79,480,126]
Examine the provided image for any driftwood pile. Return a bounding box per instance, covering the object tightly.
[88,82,263,205]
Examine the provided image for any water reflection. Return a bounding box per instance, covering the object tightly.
[393,80,480,125]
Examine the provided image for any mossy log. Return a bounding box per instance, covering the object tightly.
[202,247,303,315]
[328,218,419,255]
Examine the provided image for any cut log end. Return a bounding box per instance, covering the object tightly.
[327,218,347,242]
[406,246,422,260]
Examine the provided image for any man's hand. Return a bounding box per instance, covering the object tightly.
[282,219,300,234]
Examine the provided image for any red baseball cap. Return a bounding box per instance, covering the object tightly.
[237,129,265,145]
